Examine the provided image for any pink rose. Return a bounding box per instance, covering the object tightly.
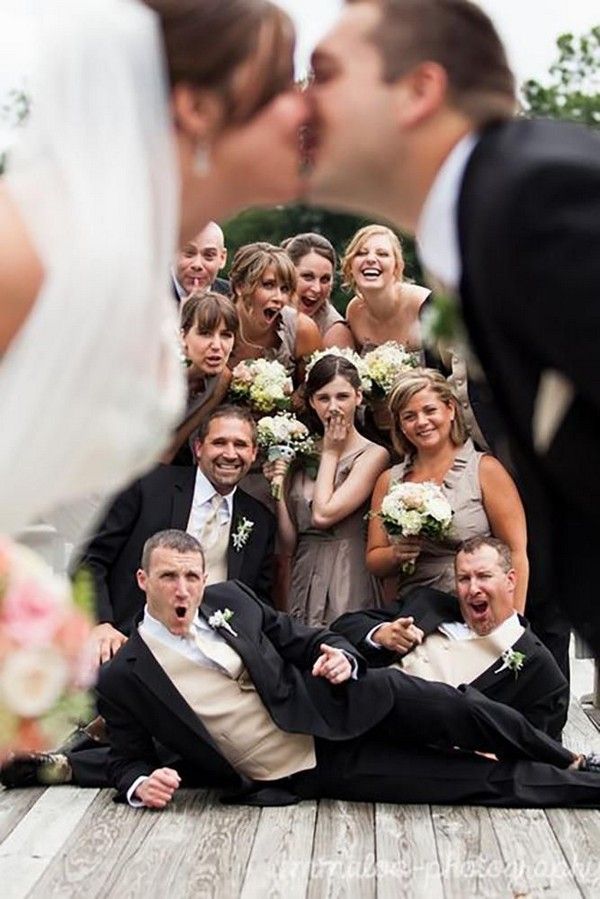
[1,578,66,647]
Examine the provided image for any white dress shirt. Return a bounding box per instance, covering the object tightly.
[416,133,479,294]
[186,467,236,539]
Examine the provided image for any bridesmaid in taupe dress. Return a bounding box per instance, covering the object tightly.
[367,369,529,612]
[264,354,389,626]
[162,292,237,465]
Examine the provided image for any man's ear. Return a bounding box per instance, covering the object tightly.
[392,62,449,128]
[192,437,203,462]
[171,83,224,142]
[219,248,228,270]
[136,568,147,591]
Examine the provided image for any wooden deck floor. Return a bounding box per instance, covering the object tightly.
[1,698,599,898]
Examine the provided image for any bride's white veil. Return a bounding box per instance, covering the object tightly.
[0,0,185,538]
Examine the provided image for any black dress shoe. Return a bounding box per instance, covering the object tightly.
[0,752,73,788]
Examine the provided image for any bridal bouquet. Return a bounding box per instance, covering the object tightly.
[229,358,293,414]
[257,412,316,500]
[362,341,419,396]
[0,538,95,760]
[376,480,453,574]
[305,348,372,393]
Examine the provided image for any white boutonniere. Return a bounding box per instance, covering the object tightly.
[494,649,526,679]
[232,516,254,551]
[208,608,237,637]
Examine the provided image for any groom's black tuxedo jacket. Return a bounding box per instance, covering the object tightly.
[96,580,402,799]
[332,587,569,740]
[456,118,600,648]
[80,465,276,634]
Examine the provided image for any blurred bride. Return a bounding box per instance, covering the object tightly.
[0,0,306,539]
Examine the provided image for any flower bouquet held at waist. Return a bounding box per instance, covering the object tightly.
[229,358,293,414]
[374,480,453,575]
[0,537,95,760]
[257,412,317,500]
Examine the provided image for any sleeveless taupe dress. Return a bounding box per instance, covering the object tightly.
[313,302,351,340]
[389,439,491,599]
[287,444,383,627]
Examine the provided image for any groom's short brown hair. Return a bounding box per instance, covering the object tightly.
[348,0,516,125]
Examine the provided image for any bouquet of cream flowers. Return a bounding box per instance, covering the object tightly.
[229,358,293,414]
[362,341,419,396]
[305,348,372,393]
[376,480,453,574]
[257,413,316,500]
[0,537,95,760]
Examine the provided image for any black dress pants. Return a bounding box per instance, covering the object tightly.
[290,738,600,809]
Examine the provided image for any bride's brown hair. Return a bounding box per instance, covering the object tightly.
[144,0,295,126]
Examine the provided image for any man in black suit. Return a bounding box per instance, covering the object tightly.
[96,530,600,811]
[172,221,229,302]
[333,537,568,739]
[82,405,275,666]
[306,0,600,664]
[0,407,275,791]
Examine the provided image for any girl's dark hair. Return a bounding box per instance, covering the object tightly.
[305,355,362,434]
[180,292,239,336]
[281,232,337,270]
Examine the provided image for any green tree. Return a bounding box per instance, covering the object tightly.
[522,25,600,127]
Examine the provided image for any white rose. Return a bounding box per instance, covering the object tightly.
[428,497,452,524]
[0,647,69,717]
[398,510,423,535]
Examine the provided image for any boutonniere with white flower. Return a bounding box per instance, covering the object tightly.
[208,608,237,637]
[494,648,526,679]
[231,517,254,551]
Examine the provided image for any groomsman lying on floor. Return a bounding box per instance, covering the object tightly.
[333,536,568,739]
[62,530,600,808]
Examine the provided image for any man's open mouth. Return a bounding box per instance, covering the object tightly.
[175,605,187,619]
[469,600,489,617]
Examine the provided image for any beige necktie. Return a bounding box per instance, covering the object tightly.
[200,493,228,549]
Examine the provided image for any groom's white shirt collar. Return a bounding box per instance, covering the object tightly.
[416,132,479,294]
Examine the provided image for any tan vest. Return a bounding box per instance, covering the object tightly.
[394,620,522,688]
[140,625,316,781]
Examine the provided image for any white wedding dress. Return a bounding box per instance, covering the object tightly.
[0,0,185,542]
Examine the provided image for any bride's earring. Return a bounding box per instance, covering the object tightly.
[194,141,211,176]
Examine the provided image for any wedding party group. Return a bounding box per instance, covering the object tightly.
[0,0,599,814]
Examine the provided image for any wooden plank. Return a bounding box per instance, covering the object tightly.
[28,790,159,899]
[104,791,261,898]
[490,807,583,898]
[101,790,214,898]
[546,808,600,899]
[0,787,45,843]
[308,800,375,899]
[0,786,98,899]
[563,699,600,755]
[431,805,509,898]
[240,801,317,899]
[375,803,443,899]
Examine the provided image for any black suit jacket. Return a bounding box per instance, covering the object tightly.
[79,465,276,634]
[332,587,569,739]
[456,118,600,647]
[96,580,402,798]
